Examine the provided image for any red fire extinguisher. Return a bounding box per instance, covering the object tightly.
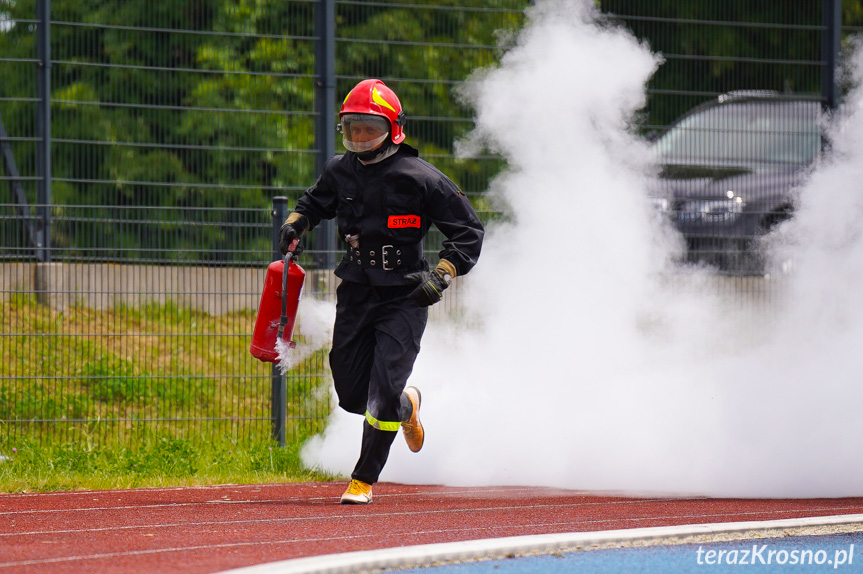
[250,243,306,363]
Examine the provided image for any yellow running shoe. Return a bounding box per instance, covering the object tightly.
[401,386,424,453]
[340,479,373,504]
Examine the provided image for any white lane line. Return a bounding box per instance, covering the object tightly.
[0,532,376,569]
[0,485,540,499]
[3,512,863,570]
[0,498,320,516]
[0,497,679,539]
[4,498,860,536]
[0,486,550,513]
[0,484,276,497]
[5,506,862,540]
[215,514,863,574]
[0,494,677,517]
[0,520,588,569]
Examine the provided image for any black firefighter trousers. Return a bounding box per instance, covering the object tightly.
[329,280,428,485]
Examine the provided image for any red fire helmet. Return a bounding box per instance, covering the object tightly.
[340,79,406,145]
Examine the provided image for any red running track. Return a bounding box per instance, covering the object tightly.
[2,482,863,573]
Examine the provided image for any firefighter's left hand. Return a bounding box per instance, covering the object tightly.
[406,269,451,307]
[279,213,309,255]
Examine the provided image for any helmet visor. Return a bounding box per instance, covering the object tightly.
[340,113,390,152]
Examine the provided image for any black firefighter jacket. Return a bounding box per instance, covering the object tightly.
[295,144,484,286]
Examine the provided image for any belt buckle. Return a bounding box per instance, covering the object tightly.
[382,245,394,270]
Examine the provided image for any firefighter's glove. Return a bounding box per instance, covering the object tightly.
[279,213,309,255]
[407,260,456,308]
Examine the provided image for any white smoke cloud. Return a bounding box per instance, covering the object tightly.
[276,297,335,374]
[301,0,863,497]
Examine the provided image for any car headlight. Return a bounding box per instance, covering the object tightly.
[678,193,745,223]
[651,197,669,212]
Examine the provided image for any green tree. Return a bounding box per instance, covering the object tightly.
[600,0,863,130]
[0,0,525,260]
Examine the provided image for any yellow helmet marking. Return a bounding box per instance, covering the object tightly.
[372,87,397,113]
[343,89,353,105]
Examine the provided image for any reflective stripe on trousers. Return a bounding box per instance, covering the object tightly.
[364,410,401,432]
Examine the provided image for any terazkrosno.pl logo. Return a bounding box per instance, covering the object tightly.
[696,544,856,567]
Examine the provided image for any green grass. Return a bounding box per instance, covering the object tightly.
[0,435,336,492]
[0,294,337,492]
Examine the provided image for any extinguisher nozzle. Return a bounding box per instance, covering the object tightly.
[275,331,296,349]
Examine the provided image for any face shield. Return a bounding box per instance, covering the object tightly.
[340,113,390,153]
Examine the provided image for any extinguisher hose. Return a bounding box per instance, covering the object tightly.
[277,251,293,341]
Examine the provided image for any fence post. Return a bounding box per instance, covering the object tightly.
[822,0,841,110]
[271,196,288,447]
[314,0,337,270]
[36,0,51,263]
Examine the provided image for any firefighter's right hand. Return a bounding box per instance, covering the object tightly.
[279,213,309,255]
[278,223,299,255]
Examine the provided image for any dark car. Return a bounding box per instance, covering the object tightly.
[651,91,822,273]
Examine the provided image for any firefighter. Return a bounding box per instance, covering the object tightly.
[279,79,484,504]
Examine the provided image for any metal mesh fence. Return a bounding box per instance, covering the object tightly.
[0,202,299,447]
[0,0,858,448]
[0,0,525,448]
[602,2,827,130]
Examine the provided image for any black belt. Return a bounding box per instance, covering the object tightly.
[346,244,418,270]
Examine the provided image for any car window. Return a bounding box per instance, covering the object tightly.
[654,102,820,167]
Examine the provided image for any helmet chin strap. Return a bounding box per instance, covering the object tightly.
[357,138,399,164]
